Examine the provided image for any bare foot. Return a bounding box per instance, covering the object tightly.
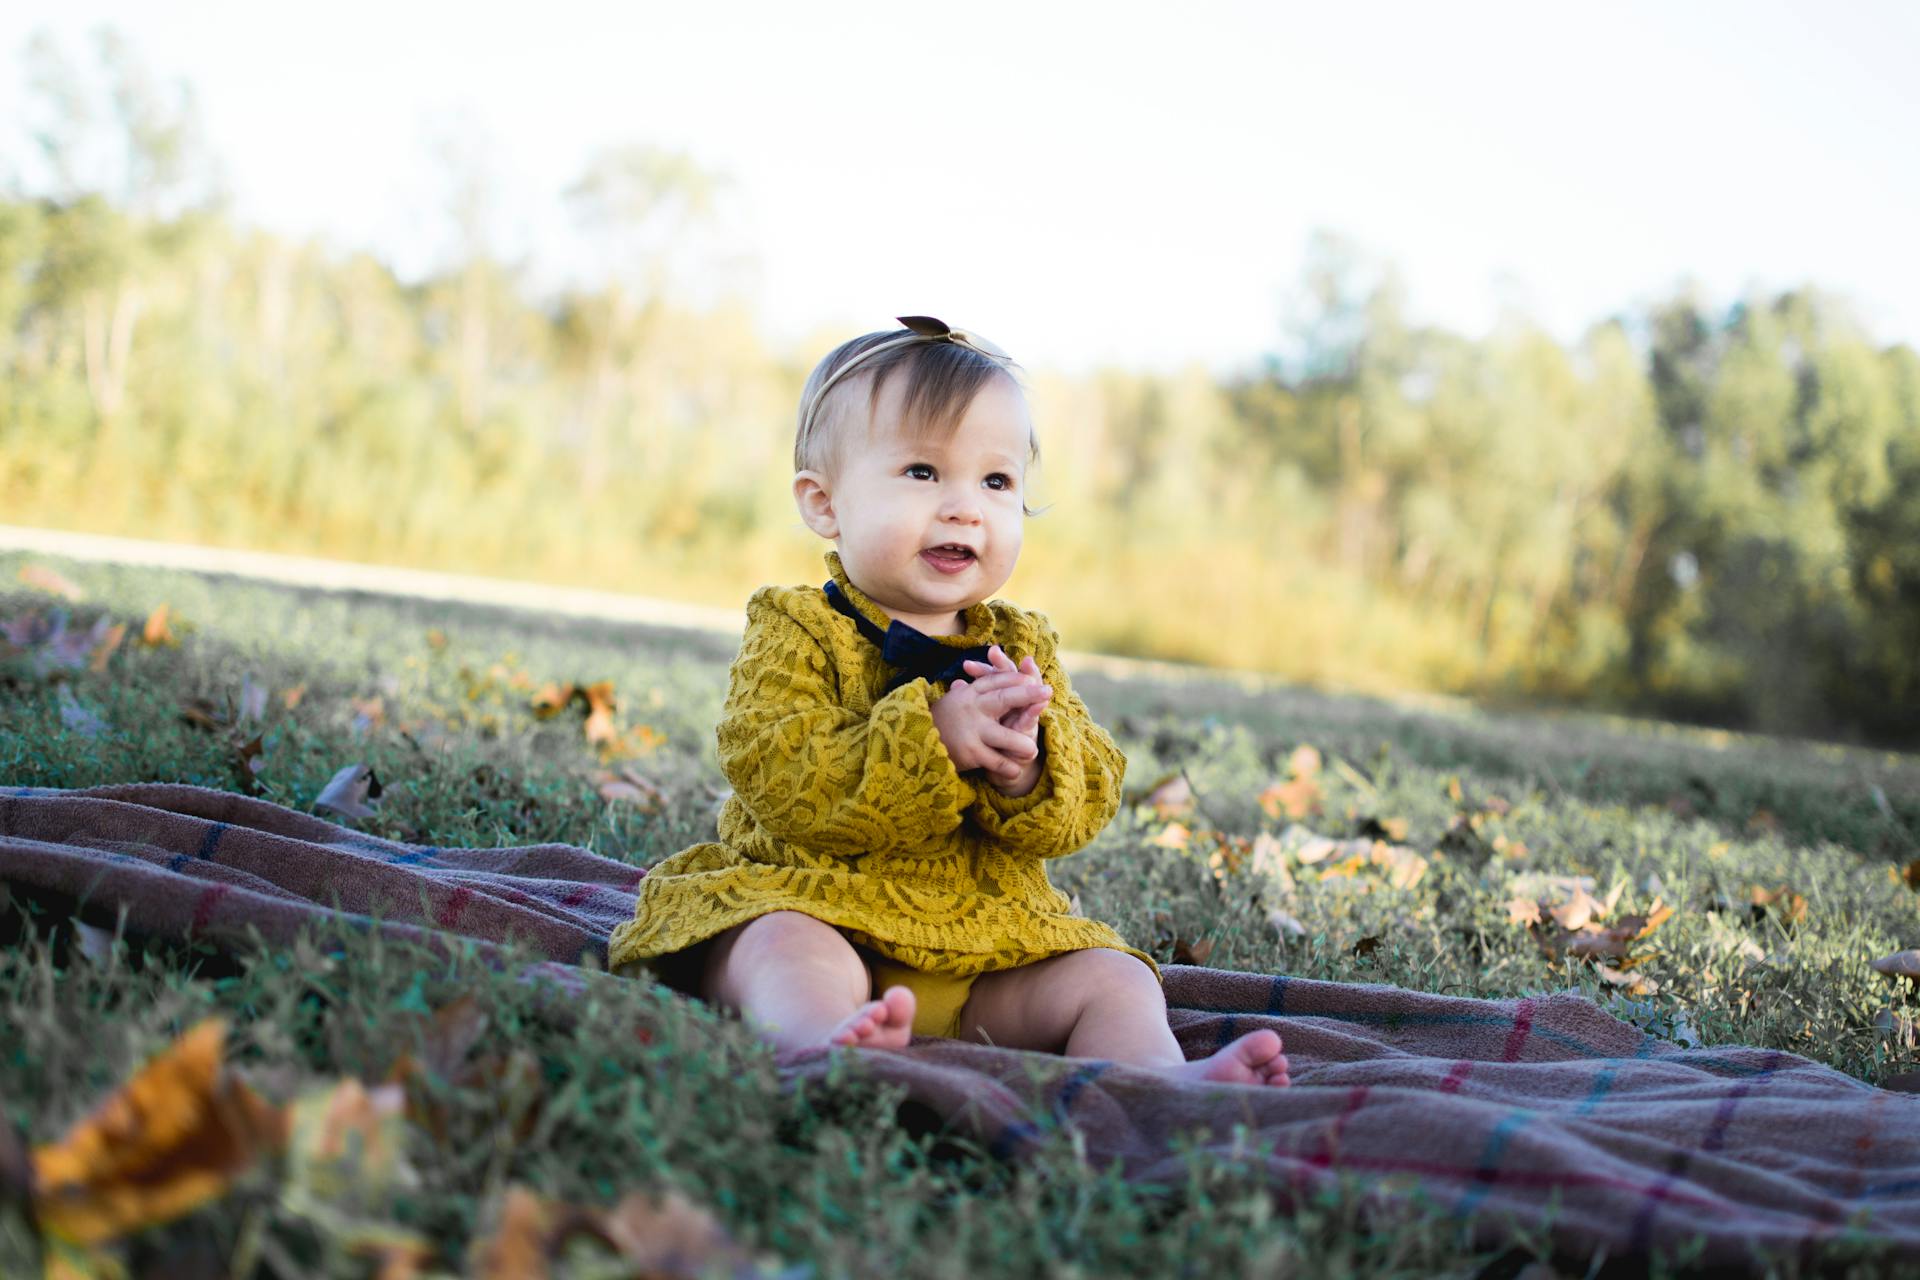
[826,985,917,1050]
[1170,1029,1291,1087]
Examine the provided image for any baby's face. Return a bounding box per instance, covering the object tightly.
[817,373,1032,635]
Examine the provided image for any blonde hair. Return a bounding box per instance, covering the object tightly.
[793,326,1035,474]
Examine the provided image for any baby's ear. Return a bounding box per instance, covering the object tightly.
[792,470,839,539]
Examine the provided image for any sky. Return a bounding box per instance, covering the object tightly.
[2,0,1916,375]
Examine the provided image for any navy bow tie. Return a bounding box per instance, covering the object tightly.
[824,580,994,693]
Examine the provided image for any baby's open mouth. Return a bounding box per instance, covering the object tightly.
[921,544,976,573]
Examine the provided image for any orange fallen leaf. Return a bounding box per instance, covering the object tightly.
[31,1019,286,1246]
[19,564,84,601]
[1148,822,1191,850]
[581,681,617,746]
[281,683,307,711]
[86,622,125,673]
[595,768,664,810]
[1171,936,1214,966]
[1142,773,1194,820]
[232,734,265,795]
[140,604,176,648]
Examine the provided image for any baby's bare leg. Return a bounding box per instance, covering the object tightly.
[701,912,916,1053]
[957,949,1290,1087]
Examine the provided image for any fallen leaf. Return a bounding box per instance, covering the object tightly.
[1354,815,1410,843]
[140,604,176,648]
[1596,965,1658,996]
[1550,886,1606,931]
[1749,886,1808,928]
[1506,897,1543,926]
[30,1019,286,1245]
[282,1078,416,1211]
[86,622,125,673]
[1258,776,1322,821]
[425,628,448,651]
[1171,936,1214,966]
[57,687,109,740]
[598,1187,766,1279]
[350,696,386,735]
[595,768,664,810]
[581,681,617,746]
[603,723,666,760]
[1351,935,1382,960]
[1142,773,1194,820]
[471,1185,555,1280]
[238,674,269,725]
[232,735,265,796]
[1267,909,1307,940]
[530,683,573,719]
[178,698,225,732]
[20,564,84,600]
[1148,822,1191,850]
[314,765,382,822]
[281,684,307,711]
[1902,860,1920,892]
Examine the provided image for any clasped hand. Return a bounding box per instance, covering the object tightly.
[929,644,1050,791]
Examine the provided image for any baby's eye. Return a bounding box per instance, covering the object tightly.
[905,463,935,481]
[983,473,1014,491]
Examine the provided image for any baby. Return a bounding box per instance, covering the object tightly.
[608,317,1289,1087]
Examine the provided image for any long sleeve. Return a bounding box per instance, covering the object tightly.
[966,622,1127,860]
[715,591,971,857]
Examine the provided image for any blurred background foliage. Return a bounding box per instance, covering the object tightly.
[2,31,1917,747]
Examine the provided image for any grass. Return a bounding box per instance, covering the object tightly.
[2,549,1918,1279]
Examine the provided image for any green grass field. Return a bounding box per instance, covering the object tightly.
[3,551,1918,1278]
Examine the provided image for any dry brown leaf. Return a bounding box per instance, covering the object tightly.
[1596,965,1658,996]
[314,764,381,822]
[31,1019,286,1246]
[471,1185,557,1280]
[1148,822,1191,850]
[1171,936,1215,966]
[140,604,176,648]
[1143,773,1194,820]
[530,683,572,719]
[1550,886,1606,931]
[595,768,665,810]
[598,1187,765,1279]
[20,564,85,600]
[232,735,265,796]
[86,622,125,673]
[581,681,617,746]
[1354,815,1410,843]
[1258,775,1322,821]
[1749,886,1808,928]
[1351,935,1382,960]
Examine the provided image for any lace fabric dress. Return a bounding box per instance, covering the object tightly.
[607,552,1154,982]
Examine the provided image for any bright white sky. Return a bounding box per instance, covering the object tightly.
[3,0,1917,375]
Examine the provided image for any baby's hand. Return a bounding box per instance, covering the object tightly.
[960,646,1047,737]
[931,648,1051,783]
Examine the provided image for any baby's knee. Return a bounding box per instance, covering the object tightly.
[1066,948,1162,1000]
[707,911,868,1003]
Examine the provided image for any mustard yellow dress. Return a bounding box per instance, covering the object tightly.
[608,552,1155,1036]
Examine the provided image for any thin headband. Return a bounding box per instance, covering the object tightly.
[797,315,1014,453]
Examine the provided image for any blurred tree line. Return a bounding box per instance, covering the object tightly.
[3,32,1916,745]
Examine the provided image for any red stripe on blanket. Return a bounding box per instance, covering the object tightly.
[190,884,231,932]
[1309,1085,1372,1168]
[559,882,595,909]
[1501,999,1537,1061]
[435,885,474,930]
[1439,1060,1474,1093]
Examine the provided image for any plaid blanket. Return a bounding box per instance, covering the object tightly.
[4,782,1917,1271]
